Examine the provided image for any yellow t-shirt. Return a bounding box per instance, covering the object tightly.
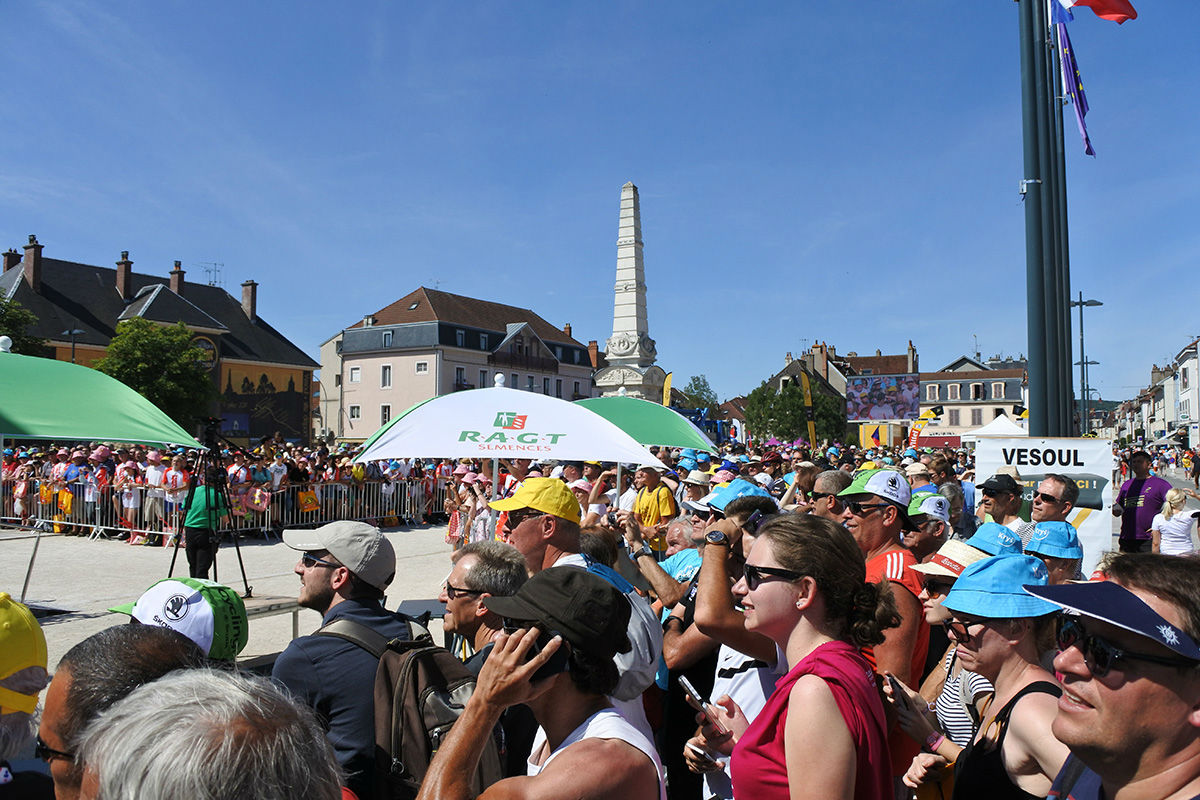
[634,484,677,551]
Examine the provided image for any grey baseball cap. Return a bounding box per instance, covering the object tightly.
[283,521,396,591]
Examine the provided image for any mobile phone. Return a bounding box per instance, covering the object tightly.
[885,674,908,704]
[678,675,730,735]
[742,509,765,535]
[526,628,570,683]
[685,742,718,764]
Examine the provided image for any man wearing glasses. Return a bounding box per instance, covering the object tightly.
[272,520,407,800]
[837,468,930,786]
[1026,553,1200,800]
[1031,473,1078,524]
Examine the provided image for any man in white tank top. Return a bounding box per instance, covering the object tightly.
[418,567,666,800]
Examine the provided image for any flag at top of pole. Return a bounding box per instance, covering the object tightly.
[1053,0,1138,25]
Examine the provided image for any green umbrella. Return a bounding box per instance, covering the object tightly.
[576,396,717,453]
[0,351,200,446]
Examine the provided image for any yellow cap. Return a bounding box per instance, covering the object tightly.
[0,592,47,715]
[490,477,582,524]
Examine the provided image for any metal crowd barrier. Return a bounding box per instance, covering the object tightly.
[0,474,449,544]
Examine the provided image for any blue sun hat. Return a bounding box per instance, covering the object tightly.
[943,555,1058,618]
[1025,521,1083,560]
[966,522,1024,557]
[702,478,774,514]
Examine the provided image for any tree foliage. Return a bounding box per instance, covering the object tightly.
[743,380,847,444]
[95,319,215,429]
[677,374,719,413]
[0,297,46,355]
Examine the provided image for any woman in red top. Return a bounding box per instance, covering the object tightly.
[703,514,899,799]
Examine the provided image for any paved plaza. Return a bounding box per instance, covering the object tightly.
[1,522,455,669]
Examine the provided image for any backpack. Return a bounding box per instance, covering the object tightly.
[317,618,504,799]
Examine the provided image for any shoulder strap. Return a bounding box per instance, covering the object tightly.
[995,680,1062,725]
[316,618,391,658]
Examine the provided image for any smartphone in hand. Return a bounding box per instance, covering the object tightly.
[679,675,730,735]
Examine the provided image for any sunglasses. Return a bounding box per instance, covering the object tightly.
[810,491,843,507]
[922,578,955,597]
[35,735,74,763]
[1034,492,1062,504]
[743,562,803,591]
[1056,615,1199,677]
[445,583,483,600]
[846,501,891,517]
[944,618,985,644]
[505,508,544,529]
[301,552,341,570]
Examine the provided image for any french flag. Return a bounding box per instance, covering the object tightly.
[1054,0,1138,24]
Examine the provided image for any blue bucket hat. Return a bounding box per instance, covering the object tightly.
[1025,521,1083,560]
[696,451,711,463]
[704,478,773,513]
[942,555,1058,618]
[966,522,1024,557]
[680,448,697,460]
[677,457,698,472]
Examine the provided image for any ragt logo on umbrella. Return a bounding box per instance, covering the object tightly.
[458,411,567,451]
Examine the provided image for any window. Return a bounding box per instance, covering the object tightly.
[573,380,581,397]
[348,405,361,420]
[926,384,940,402]
[479,369,488,388]
[555,346,563,359]
[381,405,391,425]
[555,378,563,398]
[543,377,551,395]
[971,408,984,426]
[527,375,535,391]
[971,383,984,401]
[511,373,518,388]
[948,409,961,426]
[1183,367,1190,390]
[334,374,341,386]
[947,384,960,401]
[380,365,392,388]
[995,408,1005,418]
[992,382,1004,399]
[382,331,393,348]
[415,361,429,375]
[480,333,488,350]
[455,367,466,386]
[348,366,361,383]
[455,329,465,347]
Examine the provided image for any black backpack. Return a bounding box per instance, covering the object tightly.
[317,618,505,799]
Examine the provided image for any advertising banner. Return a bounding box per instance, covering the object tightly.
[846,374,920,422]
[975,437,1113,577]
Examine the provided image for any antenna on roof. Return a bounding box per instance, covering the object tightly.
[197,262,225,288]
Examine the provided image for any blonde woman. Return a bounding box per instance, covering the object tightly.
[1150,487,1200,556]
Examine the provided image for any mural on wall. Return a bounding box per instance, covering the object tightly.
[219,364,311,444]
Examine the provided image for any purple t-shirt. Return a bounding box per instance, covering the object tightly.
[1116,475,1172,542]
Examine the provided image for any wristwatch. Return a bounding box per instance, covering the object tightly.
[634,544,655,560]
[705,530,731,547]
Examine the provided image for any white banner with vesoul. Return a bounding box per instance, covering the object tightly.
[975,437,1113,577]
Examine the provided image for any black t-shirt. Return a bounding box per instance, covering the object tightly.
[0,761,54,800]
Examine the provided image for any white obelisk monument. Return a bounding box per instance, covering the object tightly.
[593,182,667,401]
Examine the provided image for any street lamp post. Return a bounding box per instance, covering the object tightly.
[61,328,84,363]
[1069,293,1102,435]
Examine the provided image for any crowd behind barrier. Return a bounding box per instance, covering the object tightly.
[1,469,449,541]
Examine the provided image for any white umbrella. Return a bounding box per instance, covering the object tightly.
[354,376,666,467]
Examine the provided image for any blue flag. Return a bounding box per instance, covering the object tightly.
[1058,23,1096,156]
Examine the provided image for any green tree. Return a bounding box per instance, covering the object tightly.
[677,374,719,413]
[0,297,46,355]
[743,380,846,444]
[95,319,215,429]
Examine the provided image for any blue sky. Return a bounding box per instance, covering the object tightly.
[3,2,1197,406]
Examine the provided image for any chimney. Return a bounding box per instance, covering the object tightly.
[3,249,20,272]
[22,235,43,292]
[115,251,133,300]
[563,323,572,339]
[784,351,793,364]
[170,260,185,295]
[875,348,882,357]
[587,340,599,369]
[362,314,375,327]
[241,280,258,322]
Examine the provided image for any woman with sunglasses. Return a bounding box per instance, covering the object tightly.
[939,555,1070,800]
[702,513,900,799]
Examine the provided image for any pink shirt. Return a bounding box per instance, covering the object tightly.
[732,640,890,800]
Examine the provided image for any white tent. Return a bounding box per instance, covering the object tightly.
[962,414,1028,442]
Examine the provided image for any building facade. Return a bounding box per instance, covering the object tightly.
[1,236,317,445]
[918,355,1026,443]
[320,287,596,442]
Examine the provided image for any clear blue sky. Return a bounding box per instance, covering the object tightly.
[3,2,1196,406]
